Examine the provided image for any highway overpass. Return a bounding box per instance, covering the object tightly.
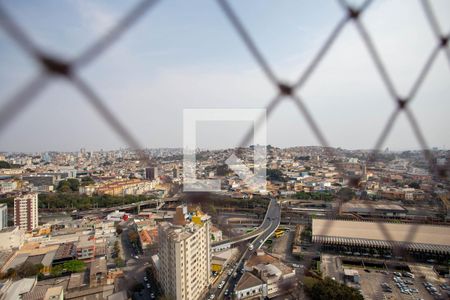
[215,200,281,299]
[72,196,181,217]
[211,198,281,252]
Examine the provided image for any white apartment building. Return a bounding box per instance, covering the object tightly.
[13,193,38,231]
[158,207,211,300]
[0,203,7,230]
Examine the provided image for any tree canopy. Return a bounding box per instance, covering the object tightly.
[267,169,285,182]
[81,176,95,186]
[295,191,333,201]
[56,179,80,192]
[0,161,11,168]
[51,260,86,276]
[32,193,155,210]
[0,262,43,279]
[304,277,363,300]
[336,187,355,201]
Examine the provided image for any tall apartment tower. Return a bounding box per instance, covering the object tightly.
[158,207,211,300]
[145,166,158,180]
[14,193,38,231]
[0,203,7,230]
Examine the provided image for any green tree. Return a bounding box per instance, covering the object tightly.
[305,277,363,300]
[337,187,355,201]
[116,226,123,235]
[267,169,285,182]
[63,260,86,272]
[57,178,80,192]
[81,176,95,186]
[408,181,420,189]
[51,260,86,276]
[2,268,16,279]
[114,258,125,267]
[0,161,11,168]
[16,262,43,278]
[50,264,64,276]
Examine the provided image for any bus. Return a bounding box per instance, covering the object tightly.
[274,230,285,238]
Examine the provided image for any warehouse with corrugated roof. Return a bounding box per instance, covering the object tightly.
[312,219,450,254]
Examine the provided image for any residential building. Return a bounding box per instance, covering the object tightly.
[76,235,96,261]
[145,166,158,180]
[242,250,296,298]
[89,258,107,288]
[13,193,38,231]
[235,272,266,300]
[0,203,7,230]
[43,286,64,300]
[157,206,211,300]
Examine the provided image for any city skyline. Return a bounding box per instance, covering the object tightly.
[0,144,449,155]
[0,0,449,152]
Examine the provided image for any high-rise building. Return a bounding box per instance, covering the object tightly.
[0,203,7,230]
[145,166,158,180]
[13,193,38,231]
[172,167,178,179]
[158,206,211,300]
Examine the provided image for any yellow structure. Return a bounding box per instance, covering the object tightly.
[211,264,222,273]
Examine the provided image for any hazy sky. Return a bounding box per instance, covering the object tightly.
[0,0,449,152]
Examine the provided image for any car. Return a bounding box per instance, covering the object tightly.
[208,295,215,300]
[227,270,232,276]
[150,293,155,299]
[292,264,300,268]
[224,289,229,296]
[393,272,402,277]
[364,269,371,273]
[146,284,151,289]
[218,283,223,289]
[134,255,139,259]
[144,276,148,281]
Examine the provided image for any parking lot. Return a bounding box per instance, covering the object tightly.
[359,268,448,300]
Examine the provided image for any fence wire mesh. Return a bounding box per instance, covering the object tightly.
[0,0,449,256]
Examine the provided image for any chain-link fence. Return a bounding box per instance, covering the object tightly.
[0,0,449,259]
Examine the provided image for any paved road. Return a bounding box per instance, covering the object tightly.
[209,198,281,300]
[212,198,280,250]
[117,221,160,299]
